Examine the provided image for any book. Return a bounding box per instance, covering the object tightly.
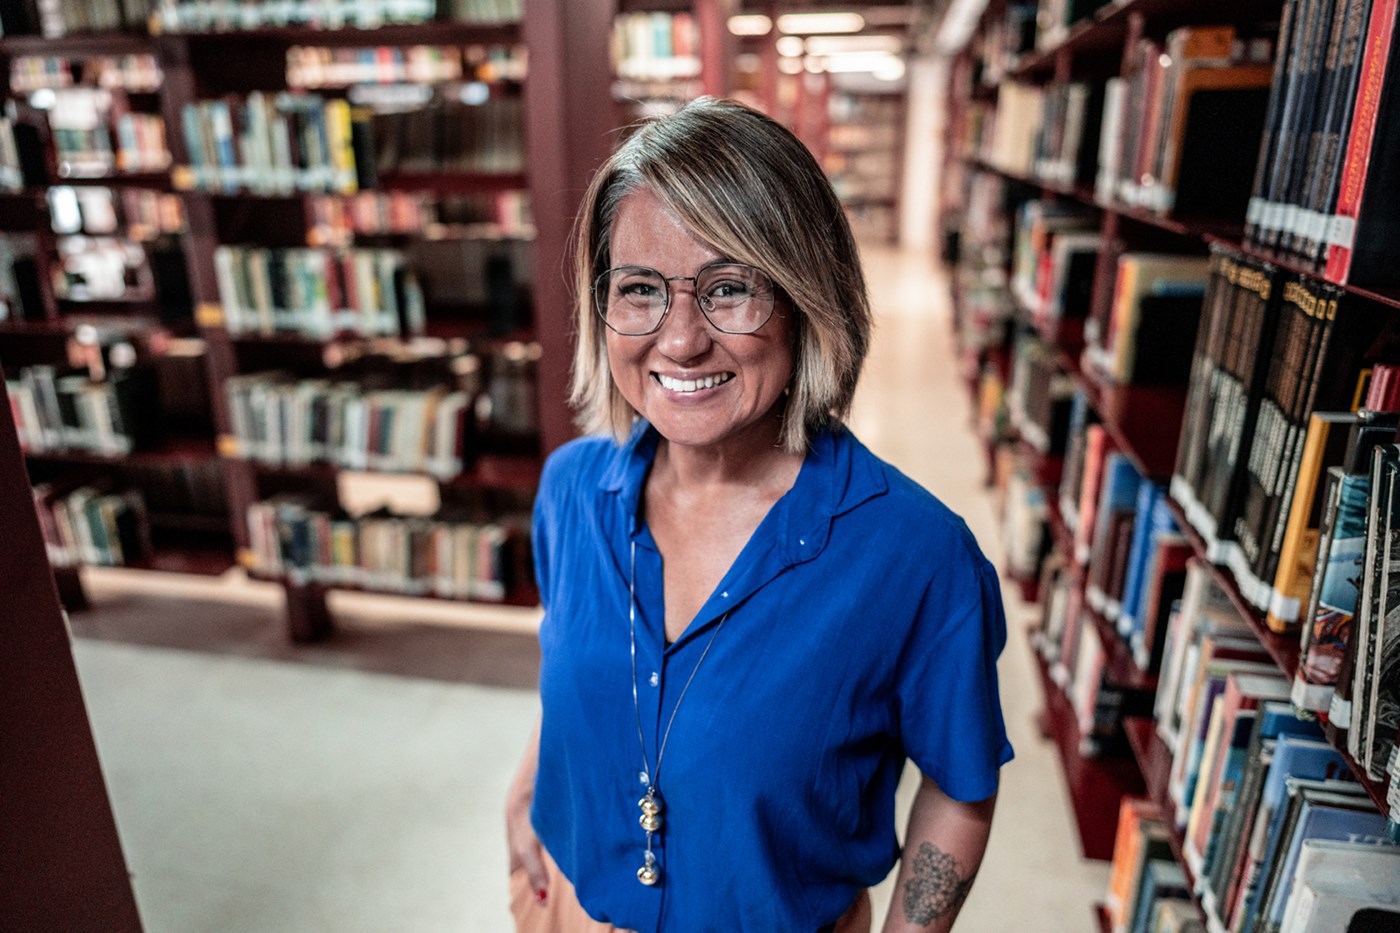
[1266,411,1365,631]
[1324,0,1400,284]
[1277,839,1400,933]
[1356,443,1400,777]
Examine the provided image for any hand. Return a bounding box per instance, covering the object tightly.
[506,790,548,900]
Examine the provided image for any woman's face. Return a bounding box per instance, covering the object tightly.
[604,187,794,454]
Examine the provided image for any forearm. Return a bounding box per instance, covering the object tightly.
[881,776,996,933]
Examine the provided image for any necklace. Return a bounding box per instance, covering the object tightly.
[629,539,729,887]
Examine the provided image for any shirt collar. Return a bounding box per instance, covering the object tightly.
[597,419,888,563]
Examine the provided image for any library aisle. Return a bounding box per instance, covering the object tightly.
[70,241,1109,932]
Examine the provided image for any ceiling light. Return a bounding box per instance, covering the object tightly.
[776,12,865,35]
[778,57,803,75]
[776,36,806,57]
[727,14,772,36]
[816,50,905,75]
[804,34,902,55]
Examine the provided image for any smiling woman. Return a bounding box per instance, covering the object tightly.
[504,97,1014,933]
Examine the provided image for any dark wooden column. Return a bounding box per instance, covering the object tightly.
[0,368,143,931]
[522,0,619,454]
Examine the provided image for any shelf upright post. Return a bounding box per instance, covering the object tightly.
[154,35,252,555]
[0,369,143,931]
[522,0,618,454]
[695,0,738,98]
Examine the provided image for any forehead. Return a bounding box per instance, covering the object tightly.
[608,187,725,271]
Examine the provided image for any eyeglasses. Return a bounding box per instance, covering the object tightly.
[594,262,778,336]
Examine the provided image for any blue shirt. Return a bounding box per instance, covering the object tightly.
[530,422,1013,932]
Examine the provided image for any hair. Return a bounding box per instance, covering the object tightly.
[569,96,872,453]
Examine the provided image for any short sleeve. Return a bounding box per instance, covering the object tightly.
[895,550,1014,801]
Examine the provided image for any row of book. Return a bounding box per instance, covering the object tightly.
[0,0,146,37]
[611,12,701,82]
[287,45,464,89]
[213,244,426,339]
[48,185,185,240]
[1245,0,1399,285]
[285,43,524,90]
[306,189,531,246]
[1172,245,1400,627]
[177,91,525,195]
[372,94,524,175]
[48,88,171,179]
[224,374,479,478]
[246,497,529,601]
[10,53,163,94]
[32,482,150,568]
[1141,556,1400,931]
[1291,417,1400,784]
[180,93,373,195]
[8,363,163,457]
[146,0,520,32]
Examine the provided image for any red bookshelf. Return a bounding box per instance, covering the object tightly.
[1030,626,1147,861]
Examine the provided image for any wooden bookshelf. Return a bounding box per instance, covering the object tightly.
[0,3,618,639]
[950,0,1400,913]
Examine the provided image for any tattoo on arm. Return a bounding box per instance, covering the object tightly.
[901,842,976,927]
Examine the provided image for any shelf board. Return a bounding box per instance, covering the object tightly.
[160,21,521,47]
[242,452,541,491]
[1030,627,1147,860]
[249,570,538,608]
[127,546,236,576]
[375,171,527,195]
[24,436,219,468]
[0,31,152,56]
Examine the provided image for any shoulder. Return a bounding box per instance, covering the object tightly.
[539,434,618,497]
[836,431,990,571]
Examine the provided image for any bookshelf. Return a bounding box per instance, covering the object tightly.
[0,370,142,929]
[949,0,1400,927]
[0,1,616,640]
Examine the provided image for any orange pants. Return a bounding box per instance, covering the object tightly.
[510,848,872,933]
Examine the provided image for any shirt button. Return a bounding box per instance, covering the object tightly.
[721,591,728,598]
[799,538,806,546]
[639,771,650,785]
[649,672,659,687]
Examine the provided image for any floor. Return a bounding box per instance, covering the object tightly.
[70,243,1110,932]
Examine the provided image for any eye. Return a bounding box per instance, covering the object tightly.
[618,280,661,298]
[706,278,753,300]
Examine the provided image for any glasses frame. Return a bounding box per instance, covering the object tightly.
[592,261,779,336]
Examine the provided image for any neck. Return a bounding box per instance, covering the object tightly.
[652,412,803,494]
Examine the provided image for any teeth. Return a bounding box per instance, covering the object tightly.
[658,373,732,393]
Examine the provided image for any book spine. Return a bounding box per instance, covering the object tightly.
[1324,0,1400,281]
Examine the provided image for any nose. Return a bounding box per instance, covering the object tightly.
[655,284,713,361]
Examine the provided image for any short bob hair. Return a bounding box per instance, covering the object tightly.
[569,96,871,453]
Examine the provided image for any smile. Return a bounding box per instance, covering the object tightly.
[654,372,735,393]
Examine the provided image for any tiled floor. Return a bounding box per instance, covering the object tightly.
[71,243,1110,931]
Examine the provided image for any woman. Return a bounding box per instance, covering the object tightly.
[506,97,1012,933]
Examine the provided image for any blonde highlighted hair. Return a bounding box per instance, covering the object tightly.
[569,97,871,453]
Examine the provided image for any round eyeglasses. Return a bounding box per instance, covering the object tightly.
[594,262,778,336]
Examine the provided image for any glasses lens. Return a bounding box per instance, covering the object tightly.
[697,264,775,334]
[597,267,667,335]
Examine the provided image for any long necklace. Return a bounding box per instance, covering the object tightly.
[629,539,729,887]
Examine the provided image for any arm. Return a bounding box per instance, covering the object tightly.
[881,776,997,933]
[505,717,548,899]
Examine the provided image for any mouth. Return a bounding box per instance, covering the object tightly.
[653,372,735,394]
